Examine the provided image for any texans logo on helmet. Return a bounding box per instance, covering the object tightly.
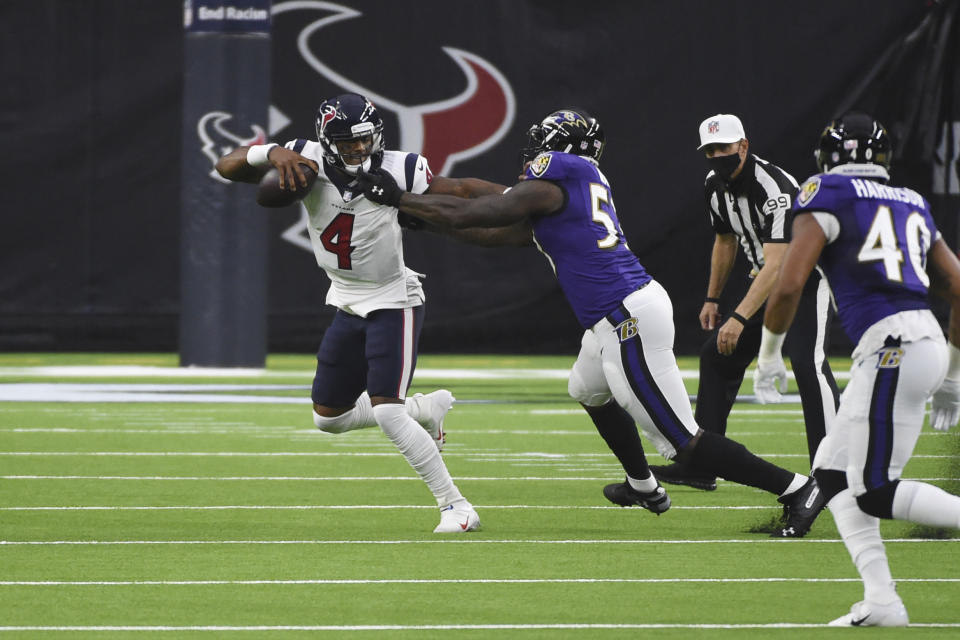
[269,0,517,252]
[318,105,339,133]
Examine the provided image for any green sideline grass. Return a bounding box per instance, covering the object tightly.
[0,353,956,638]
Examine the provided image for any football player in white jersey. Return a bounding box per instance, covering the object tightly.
[216,93,504,533]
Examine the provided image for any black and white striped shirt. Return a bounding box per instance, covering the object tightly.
[704,154,799,274]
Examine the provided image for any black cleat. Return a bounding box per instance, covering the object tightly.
[773,477,825,538]
[648,462,717,491]
[603,478,671,515]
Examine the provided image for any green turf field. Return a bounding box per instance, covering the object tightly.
[0,353,957,638]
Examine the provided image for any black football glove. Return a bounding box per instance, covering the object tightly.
[356,167,403,207]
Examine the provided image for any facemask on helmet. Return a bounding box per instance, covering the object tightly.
[315,93,385,175]
[520,109,606,168]
[815,112,892,175]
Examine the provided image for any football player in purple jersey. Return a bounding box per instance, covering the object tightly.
[758,112,960,626]
[357,108,827,537]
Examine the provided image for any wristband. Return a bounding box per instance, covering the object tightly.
[729,311,749,325]
[758,325,786,362]
[246,143,278,168]
[705,297,721,304]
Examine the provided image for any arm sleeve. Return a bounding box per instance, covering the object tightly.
[810,211,840,244]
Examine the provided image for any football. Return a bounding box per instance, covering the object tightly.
[256,163,318,208]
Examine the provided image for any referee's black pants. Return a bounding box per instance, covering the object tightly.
[694,270,840,466]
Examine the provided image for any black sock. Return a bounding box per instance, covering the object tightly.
[583,402,651,480]
[813,468,847,503]
[689,431,793,495]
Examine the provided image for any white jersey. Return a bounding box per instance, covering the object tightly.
[283,140,433,317]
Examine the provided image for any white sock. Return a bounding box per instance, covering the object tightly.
[780,473,808,498]
[313,392,376,433]
[892,480,960,528]
[372,403,464,507]
[828,488,898,604]
[627,474,658,493]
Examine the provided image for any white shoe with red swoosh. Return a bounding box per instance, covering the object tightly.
[433,500,480,533]
[828,599,909,627]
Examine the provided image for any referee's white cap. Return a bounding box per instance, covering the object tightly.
[697,114,746,149]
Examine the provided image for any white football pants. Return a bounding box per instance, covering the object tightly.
[813,337,947,495]
[568,280,699,459]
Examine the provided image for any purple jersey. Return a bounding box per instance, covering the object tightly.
[525,152,651,328]
[793,172,936,343]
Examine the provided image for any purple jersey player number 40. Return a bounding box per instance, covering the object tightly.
[759,112,960,627]
[794,171,934,344]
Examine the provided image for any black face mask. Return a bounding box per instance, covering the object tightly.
[707,152,743,182]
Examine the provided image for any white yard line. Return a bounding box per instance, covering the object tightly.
[5,427,952,439]
[1,577,956,585]
[0,365,852,379]
[0,385,803,404]
[2,538,955,546]
[6,475,955,482]
[0,623,955,631]
[0,366,572,380]
[0,504,782,511]
[0,365,855,404]
[7,451,955,459]
[0,387,308,404]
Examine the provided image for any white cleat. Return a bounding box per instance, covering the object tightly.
[828,599,909,627]
[433,500,480,533]
[413,390,454,451]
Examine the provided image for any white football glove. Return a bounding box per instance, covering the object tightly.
[930,377,960,432]
[753,353,788,404]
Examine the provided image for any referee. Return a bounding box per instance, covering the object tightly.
[651,114,840,491]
